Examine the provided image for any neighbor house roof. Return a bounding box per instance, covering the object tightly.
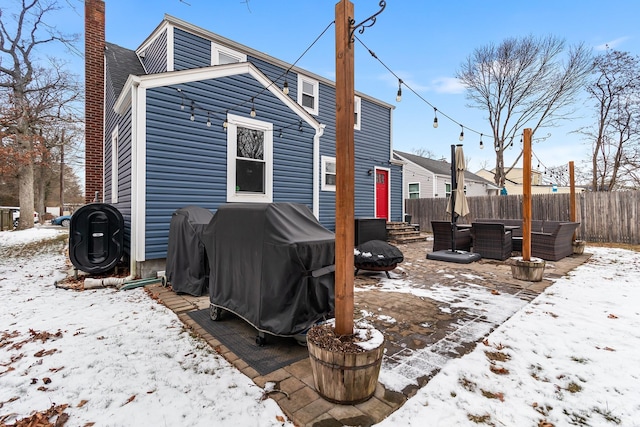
[105,42,146,99]
[394,150,496,186]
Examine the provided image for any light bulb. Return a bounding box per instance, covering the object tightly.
[206,115,211,127]
[479,136,484,149]
[433,117,438,128]
[223,120,228,131]
[283,81,289,95]
[459,128,464,141]
[250,107,256,118]
[396,79,402,102]
[190,113,195,121]
[180,102,185,111]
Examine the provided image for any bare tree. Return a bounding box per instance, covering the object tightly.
[457,35,593,188]
[411,148,436,159]
[0,0,79,229]
[584,50,640,191]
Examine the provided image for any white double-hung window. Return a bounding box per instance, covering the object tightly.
[226,114,273,202]
[297,75,319,116]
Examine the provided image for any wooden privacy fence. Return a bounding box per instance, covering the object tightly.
[406,191,640,245]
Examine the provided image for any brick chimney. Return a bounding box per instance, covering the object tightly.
[85,0,105,203]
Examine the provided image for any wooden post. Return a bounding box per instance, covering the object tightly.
[522,128,532,261]
[569,161,576,240]
[334,0,355,336]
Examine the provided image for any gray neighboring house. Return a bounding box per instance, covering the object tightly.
[394,150,499,200]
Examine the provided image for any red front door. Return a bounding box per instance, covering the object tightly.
[375,169,389,220]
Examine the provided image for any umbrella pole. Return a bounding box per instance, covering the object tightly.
[450,144,457,252]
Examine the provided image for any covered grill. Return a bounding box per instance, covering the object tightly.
[202,203,335,340]
[165,206,214,296]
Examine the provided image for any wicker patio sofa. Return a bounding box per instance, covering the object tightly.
[431,220,472,252]
[471,222,513,260]
[474,218,579,261]
[531,222,580,261]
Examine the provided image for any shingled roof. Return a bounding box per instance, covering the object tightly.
[394,150,494,185]
[105,42,146,99]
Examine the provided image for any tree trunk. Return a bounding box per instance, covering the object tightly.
[17,160,35,230]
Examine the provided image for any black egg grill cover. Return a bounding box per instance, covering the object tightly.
[202,203,335,337]
[69,203,124,274]
[354,240,404,268]
[165,206,214,296]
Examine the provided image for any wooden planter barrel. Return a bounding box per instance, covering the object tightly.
[511,258,546,282]
[307,337,384,404]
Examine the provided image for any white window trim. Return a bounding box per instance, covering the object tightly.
[408,181,420,199]
[111,126,119,203]
[354,95,361,130]
[226,113,273,203]
[445,182,451,198]
[321,155,336,192]
[297,74,319,116]
[211,42,246,65]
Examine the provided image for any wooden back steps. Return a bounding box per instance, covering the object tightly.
[386,221,426,244]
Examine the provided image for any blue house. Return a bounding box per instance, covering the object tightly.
[102,15,403,277]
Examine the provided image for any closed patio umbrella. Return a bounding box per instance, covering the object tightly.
[446,144,470,220]
[428,144,480,263]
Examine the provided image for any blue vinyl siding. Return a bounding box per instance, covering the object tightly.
[142,29,167,74]
[144,74,315,259]
[104,71,132,258]
[174,28,210,70]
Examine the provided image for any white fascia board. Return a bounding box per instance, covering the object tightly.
[116,62,321,132]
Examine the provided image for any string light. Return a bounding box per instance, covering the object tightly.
[354,35,495,146]
[250,97,256,117]
[283,80,289,95]
[206,112,211,127]
[433,108,438,128]
[190,102,195,121]
[298,120,303,132]
[479,133,484,149]
[222,118,228,131]
[459,125,464,141]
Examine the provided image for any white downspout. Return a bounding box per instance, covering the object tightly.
[313,124,325,219]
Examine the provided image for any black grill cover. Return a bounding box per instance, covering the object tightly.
[165,206,214,296]
[202,203,335,336]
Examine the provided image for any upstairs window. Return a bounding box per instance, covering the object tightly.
[211,42,246,65]
[297,75,319,115]
[321,156,336,191]
[445,182,451,198]
[354,96,361,130]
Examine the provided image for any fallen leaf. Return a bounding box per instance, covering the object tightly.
[77,399,89,407]
[42,377,52,384]
[123,395,136,406]
[489,364,509,375]
[276,415,285,423]
[608,313,618,319]
[491,289,500,295]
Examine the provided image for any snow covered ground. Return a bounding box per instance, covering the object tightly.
[1,227,639,426]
